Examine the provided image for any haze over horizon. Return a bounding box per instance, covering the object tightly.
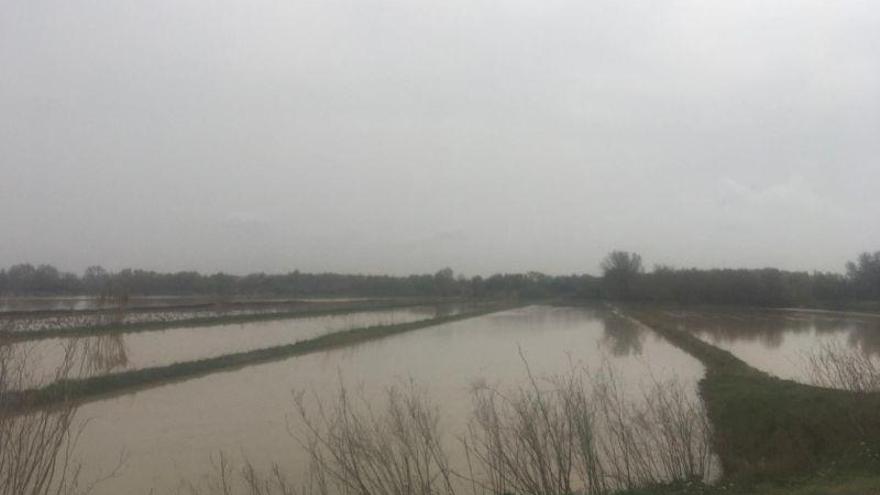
[2,1,878,276]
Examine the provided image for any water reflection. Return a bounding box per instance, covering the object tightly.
[77,335,129,376]
[599,310,645,357]
[655,308,880,383]
[0,334,131,390]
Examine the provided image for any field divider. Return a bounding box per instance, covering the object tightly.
[3,303,517,413]
[615,305,758,376]
[0,298,463,343]
[619,304,880,481]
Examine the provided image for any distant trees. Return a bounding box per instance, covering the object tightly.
[433,268,456,296]
[2,250,878,308]
[83,265,109,293]
[597,250,880,308]
[0,263,596,300]
[847,251,880,299]
[634,267,810,307]
[1,264,73,294]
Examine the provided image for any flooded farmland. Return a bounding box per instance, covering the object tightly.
[0,297,415,335]
[0,296,382,314]
[650,307,880,385]
[6,306,449,388]
[0,296,216,312]
[60,305,706,494]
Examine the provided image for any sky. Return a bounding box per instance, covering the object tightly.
[1,0,879,276]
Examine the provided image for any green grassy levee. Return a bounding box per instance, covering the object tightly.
[624,306,880,494]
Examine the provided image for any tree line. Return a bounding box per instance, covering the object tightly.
[599,250,880,308]
[1,250,878,307]
[0,264,593,300]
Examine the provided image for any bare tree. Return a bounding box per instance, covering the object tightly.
[0,338,120,495]
[466,362,713,494]
[180,453,298,495]
[187,363,714,495]
[591,366,714,490]
[467,366,604,495]
[293,380,457,495]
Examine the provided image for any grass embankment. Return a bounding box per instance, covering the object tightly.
[6,304,514,412]
[0,298,463,343]
[619,474,880,495]
[624,306,880,494]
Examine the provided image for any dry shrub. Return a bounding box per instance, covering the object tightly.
[466,361,602,495]
[189,359,714,495]
[467,361,713,495]
[293,381,457,495]
[804,341,880,393]
[590,366,714,490]
[0,339,121,495]
[180,453,297,495]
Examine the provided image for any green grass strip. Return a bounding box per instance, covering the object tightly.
[626,306,880,484]
[7,304,514,412]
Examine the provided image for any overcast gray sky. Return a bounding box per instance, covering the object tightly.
[1,0,878,276]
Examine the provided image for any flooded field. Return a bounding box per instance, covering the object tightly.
[66,305,705,494]
[0,296,380,313]
[0,296,215,312]
[0,298,435,336]
[7,306,451,389]
[651,307,880,384]
[1,306,291,334]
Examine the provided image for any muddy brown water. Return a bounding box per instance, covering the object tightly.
[8,306,455,389]
[61,305,704,494]
[654,307,880,382]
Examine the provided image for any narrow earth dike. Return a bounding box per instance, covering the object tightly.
[623,305,880,494]
[4,303,516,413]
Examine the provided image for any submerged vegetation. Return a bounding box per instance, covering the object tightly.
[1,298,460,343]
